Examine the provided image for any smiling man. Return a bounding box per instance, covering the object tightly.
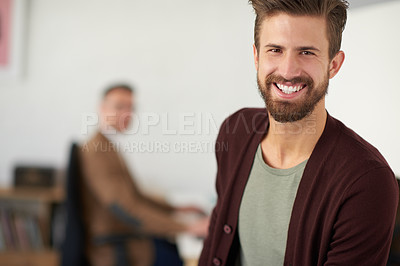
[199,0,398,265]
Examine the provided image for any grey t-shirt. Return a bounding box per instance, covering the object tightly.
[238,144,307,266]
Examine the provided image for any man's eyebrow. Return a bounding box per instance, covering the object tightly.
[298,46,320,52]
[264,43,283,49]
[263,44,321,53]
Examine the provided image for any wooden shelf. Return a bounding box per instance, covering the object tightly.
[0,187,64,203]
[0,186,65,266]
[0,249,59,266]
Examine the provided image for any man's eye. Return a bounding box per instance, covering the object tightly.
[269,49,281,53]
[301,51,314,55]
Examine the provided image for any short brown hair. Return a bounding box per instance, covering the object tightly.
[249,0,348,59]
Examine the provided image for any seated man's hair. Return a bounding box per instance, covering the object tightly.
[103,84,134,98]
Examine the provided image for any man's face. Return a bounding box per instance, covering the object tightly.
[255,13,341,123]
[101,89,133,132]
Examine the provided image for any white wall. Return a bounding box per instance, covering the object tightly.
[327,1,400,178]
[0,0,399,205]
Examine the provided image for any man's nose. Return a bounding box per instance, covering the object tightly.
[278,52,301,80]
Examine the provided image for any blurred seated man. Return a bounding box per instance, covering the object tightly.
[80,84,208,266]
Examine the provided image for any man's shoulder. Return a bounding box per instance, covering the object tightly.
[81,131,113,154]
[327,116,391,173]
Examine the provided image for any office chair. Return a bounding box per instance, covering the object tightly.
[61,143,89,266]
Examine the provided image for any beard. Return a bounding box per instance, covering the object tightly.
[257,72,329,123]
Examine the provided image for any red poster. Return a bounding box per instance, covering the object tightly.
[0,0,12,66]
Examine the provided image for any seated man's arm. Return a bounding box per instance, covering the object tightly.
[81,148,187,237]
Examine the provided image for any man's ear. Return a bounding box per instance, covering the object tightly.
[253,44,259,70]
[329,51,345,79]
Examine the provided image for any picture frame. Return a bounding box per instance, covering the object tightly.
[0,0,27,80]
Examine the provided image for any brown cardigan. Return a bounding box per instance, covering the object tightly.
[199,108,398,266]
[80,132,186,266]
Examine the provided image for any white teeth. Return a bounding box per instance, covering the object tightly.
[276,83,303,94]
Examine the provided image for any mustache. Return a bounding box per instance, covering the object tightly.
[265,74,314,87]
